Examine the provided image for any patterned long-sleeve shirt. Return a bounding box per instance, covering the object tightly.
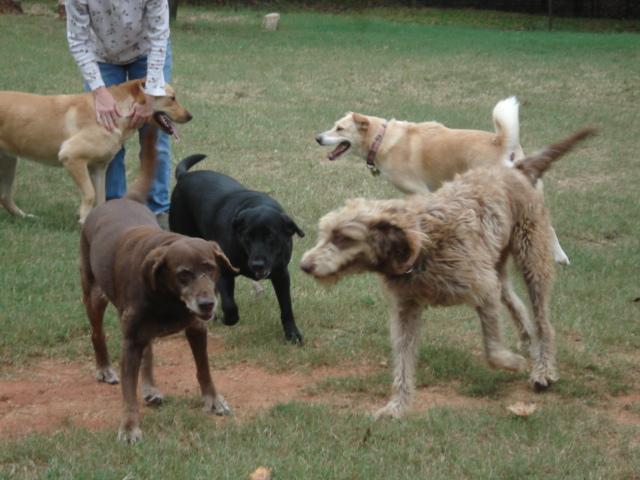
[66,0,169,95]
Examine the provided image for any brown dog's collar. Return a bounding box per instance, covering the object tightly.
[366,121,388,175]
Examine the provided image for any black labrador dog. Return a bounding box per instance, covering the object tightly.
[169,155,305,344]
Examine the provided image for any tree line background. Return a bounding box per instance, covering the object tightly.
[184,0,638,19]
[1,0,637,20]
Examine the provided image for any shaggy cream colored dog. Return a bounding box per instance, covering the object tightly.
[302,128,594,419]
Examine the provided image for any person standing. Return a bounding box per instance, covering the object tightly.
[66,0,173,227]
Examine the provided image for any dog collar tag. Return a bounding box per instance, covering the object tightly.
[368,164,381,176]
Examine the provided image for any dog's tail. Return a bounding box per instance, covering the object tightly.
[493,96,521,165]
[175,154,207,180]
[515,127,597,185]
[126,126,158,204]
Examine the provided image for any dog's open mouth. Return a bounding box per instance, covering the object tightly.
[153,112,180,141]
[196,307,215,321]
[328,141,351,161]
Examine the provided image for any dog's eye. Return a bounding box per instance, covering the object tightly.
[331,232,353,248]
[204,262,217,275]
[177,269,194,284]
[170,96,176,101]
[336,126,344,132]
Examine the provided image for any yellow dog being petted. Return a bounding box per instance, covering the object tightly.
[0,79,190,223]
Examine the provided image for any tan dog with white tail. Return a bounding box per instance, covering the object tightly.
[0,79,191,223]
[315,98,571,265]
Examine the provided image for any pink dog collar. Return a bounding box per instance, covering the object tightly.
[366,121,388,176]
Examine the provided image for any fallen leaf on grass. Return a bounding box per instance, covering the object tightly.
[507,402,537,417]
[249,467,273,480]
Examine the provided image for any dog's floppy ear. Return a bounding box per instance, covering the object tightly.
[352,113,370,131]
[210,241,239,274]
[232,211,246,233]
[142,245,168,291]
[368,219,422,276]
[127,78,148,104]
[282,214,305,238]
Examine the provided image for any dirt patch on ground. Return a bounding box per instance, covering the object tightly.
[606,393,640,426]
[1,335,639,439]
[0,335,378,438]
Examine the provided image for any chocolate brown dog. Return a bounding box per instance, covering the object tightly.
[80,128,237,443]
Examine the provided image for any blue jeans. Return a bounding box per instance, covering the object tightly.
[84,44,173,214]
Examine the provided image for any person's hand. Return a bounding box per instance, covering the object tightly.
[93,87,121,132]
[128,94,155,130]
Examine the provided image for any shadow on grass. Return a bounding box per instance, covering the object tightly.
[418,344,520,398]
[311,342,523,399]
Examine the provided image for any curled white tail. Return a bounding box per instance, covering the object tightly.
[493,96,522,165]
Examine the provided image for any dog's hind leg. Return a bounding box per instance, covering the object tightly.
[86,286,117,384]
[512,221,558,390]
[498,266,537,355]
[374,299,423,420]
[523,270,558,391]
[0,151,31,218]
[476,288,527,373]
[185,321,231,416]
[140,342,163,406]
[81,235,118,385]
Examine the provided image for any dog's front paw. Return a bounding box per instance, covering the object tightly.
[203,394,232,416]
[96,367,119,385]
[285,328,304,345]
[530,365,559,392]
[117,425,142,444]
[142,386,164,406]
[487,350,527,373]
[373,399,407,420]
[221,308,240,326]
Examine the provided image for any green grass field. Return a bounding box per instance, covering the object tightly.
[1,4,639,478]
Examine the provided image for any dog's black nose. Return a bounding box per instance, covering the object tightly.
[185,112,193,122]
[198,299,215,312]
[315,135,323,145]
[300,261,314,274]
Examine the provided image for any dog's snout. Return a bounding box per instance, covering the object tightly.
[198,298,215,312]
[250,258,266,270]
[300,260,314,274]
[185,112,193,122]
[315,135,323,145]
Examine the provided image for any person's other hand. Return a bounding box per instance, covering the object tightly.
[128,94,154,130]
[93,87,121,132]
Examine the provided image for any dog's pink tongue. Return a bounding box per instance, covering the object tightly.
[327,142,349,160]
[328,146,341,160]
[172,126,181,142]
